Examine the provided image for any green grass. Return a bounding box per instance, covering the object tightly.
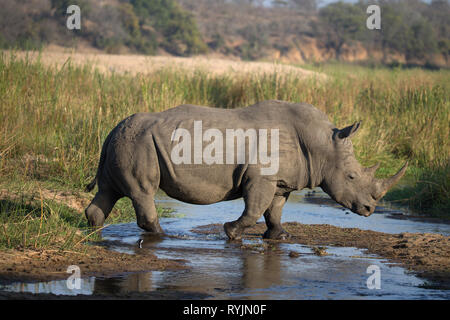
[384,163,450,218]
[0,197,89,250]
[0,52,449,222]
[0,185,175,251]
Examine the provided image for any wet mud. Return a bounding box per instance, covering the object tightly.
[193,222,450,288]
[1,189,449,299]
[0,245,185,286]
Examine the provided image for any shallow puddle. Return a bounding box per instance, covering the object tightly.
[2,189,449,299]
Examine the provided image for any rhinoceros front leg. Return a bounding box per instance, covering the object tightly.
[132,192,164,234]
[224,178,276,240]
[263,193,291,240]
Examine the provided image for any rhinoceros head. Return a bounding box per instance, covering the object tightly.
[319,121,408,217]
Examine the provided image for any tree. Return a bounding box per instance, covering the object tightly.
[405,18,437,61]
[289,0,317,12]
[318,2,366,59]
[130,0,207,55]
[379,1,438,63]
[426,0,450,59]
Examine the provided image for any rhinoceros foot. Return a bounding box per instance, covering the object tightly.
[138,220,164,234]
[224,221,244,240]
[263,227,291,240]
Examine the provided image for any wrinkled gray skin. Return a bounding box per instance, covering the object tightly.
[85,100,408,240]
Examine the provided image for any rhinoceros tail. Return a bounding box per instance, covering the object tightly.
[85,130,114,193]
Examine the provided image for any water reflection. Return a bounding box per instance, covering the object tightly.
[241,249,282,290]
[93,272,154,295]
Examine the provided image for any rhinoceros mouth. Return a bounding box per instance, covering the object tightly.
[350,203,374,217]
[330,197,373,217]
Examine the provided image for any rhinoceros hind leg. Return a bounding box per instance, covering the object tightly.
[85,189,119,228]
[132,193,163,234]
[224,179,276,240]
[262,194,291,240]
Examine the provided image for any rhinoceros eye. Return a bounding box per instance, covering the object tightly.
[348,173,356,180]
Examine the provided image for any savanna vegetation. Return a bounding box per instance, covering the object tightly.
[0,1,448,254]
[173,0,450,65]
[0,0,207,56]
[1,0,448,66]
[0,53,448,228]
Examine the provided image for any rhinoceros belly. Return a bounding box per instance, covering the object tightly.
[158,164,245,204]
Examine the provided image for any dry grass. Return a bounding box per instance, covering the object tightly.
[9,47,325,79]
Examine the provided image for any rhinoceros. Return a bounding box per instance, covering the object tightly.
[84,100,407,240]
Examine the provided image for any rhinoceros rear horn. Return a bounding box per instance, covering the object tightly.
[378,161,408,197]
[365,162,380,176]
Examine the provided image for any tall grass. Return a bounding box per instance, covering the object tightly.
[0,53,448,217]
[0,184,174,251]
[0,197,90,250]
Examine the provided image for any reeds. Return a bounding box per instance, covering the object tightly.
[0,54,448,222]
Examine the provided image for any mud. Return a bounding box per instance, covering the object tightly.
[0,245,186,286]
[192,222,450,288]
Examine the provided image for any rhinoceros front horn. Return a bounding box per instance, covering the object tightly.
[377,161,408,198]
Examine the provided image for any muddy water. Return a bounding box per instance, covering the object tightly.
[2,190,450,299]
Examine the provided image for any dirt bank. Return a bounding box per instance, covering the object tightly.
[193,222,450,288]
[0,187,91,214]
[0,245,185,285]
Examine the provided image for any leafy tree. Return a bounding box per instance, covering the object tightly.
[237,24,270,60]
[425,0,450,59]
[288,0,317,11]
[378,4,410,57]
[130,0,207,55]
[119,3,141,39]
[378,1,438,62]
[406,18,437,61]
[318,2,366,59]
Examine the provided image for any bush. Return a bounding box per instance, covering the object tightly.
[130,0,207,56]
[318,2,366,58]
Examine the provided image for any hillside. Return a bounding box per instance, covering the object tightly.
[0,0,449,67]
[179,0,449,66]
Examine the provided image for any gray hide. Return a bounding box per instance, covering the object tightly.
[85,100,408,240]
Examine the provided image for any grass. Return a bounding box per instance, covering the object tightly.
[0,179,176,250]
[384,162,450,218]
[0,185,175,251]
[0,51,449,248]
[0,197,89,251]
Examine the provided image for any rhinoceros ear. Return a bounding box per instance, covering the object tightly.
[337,121,361,139]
